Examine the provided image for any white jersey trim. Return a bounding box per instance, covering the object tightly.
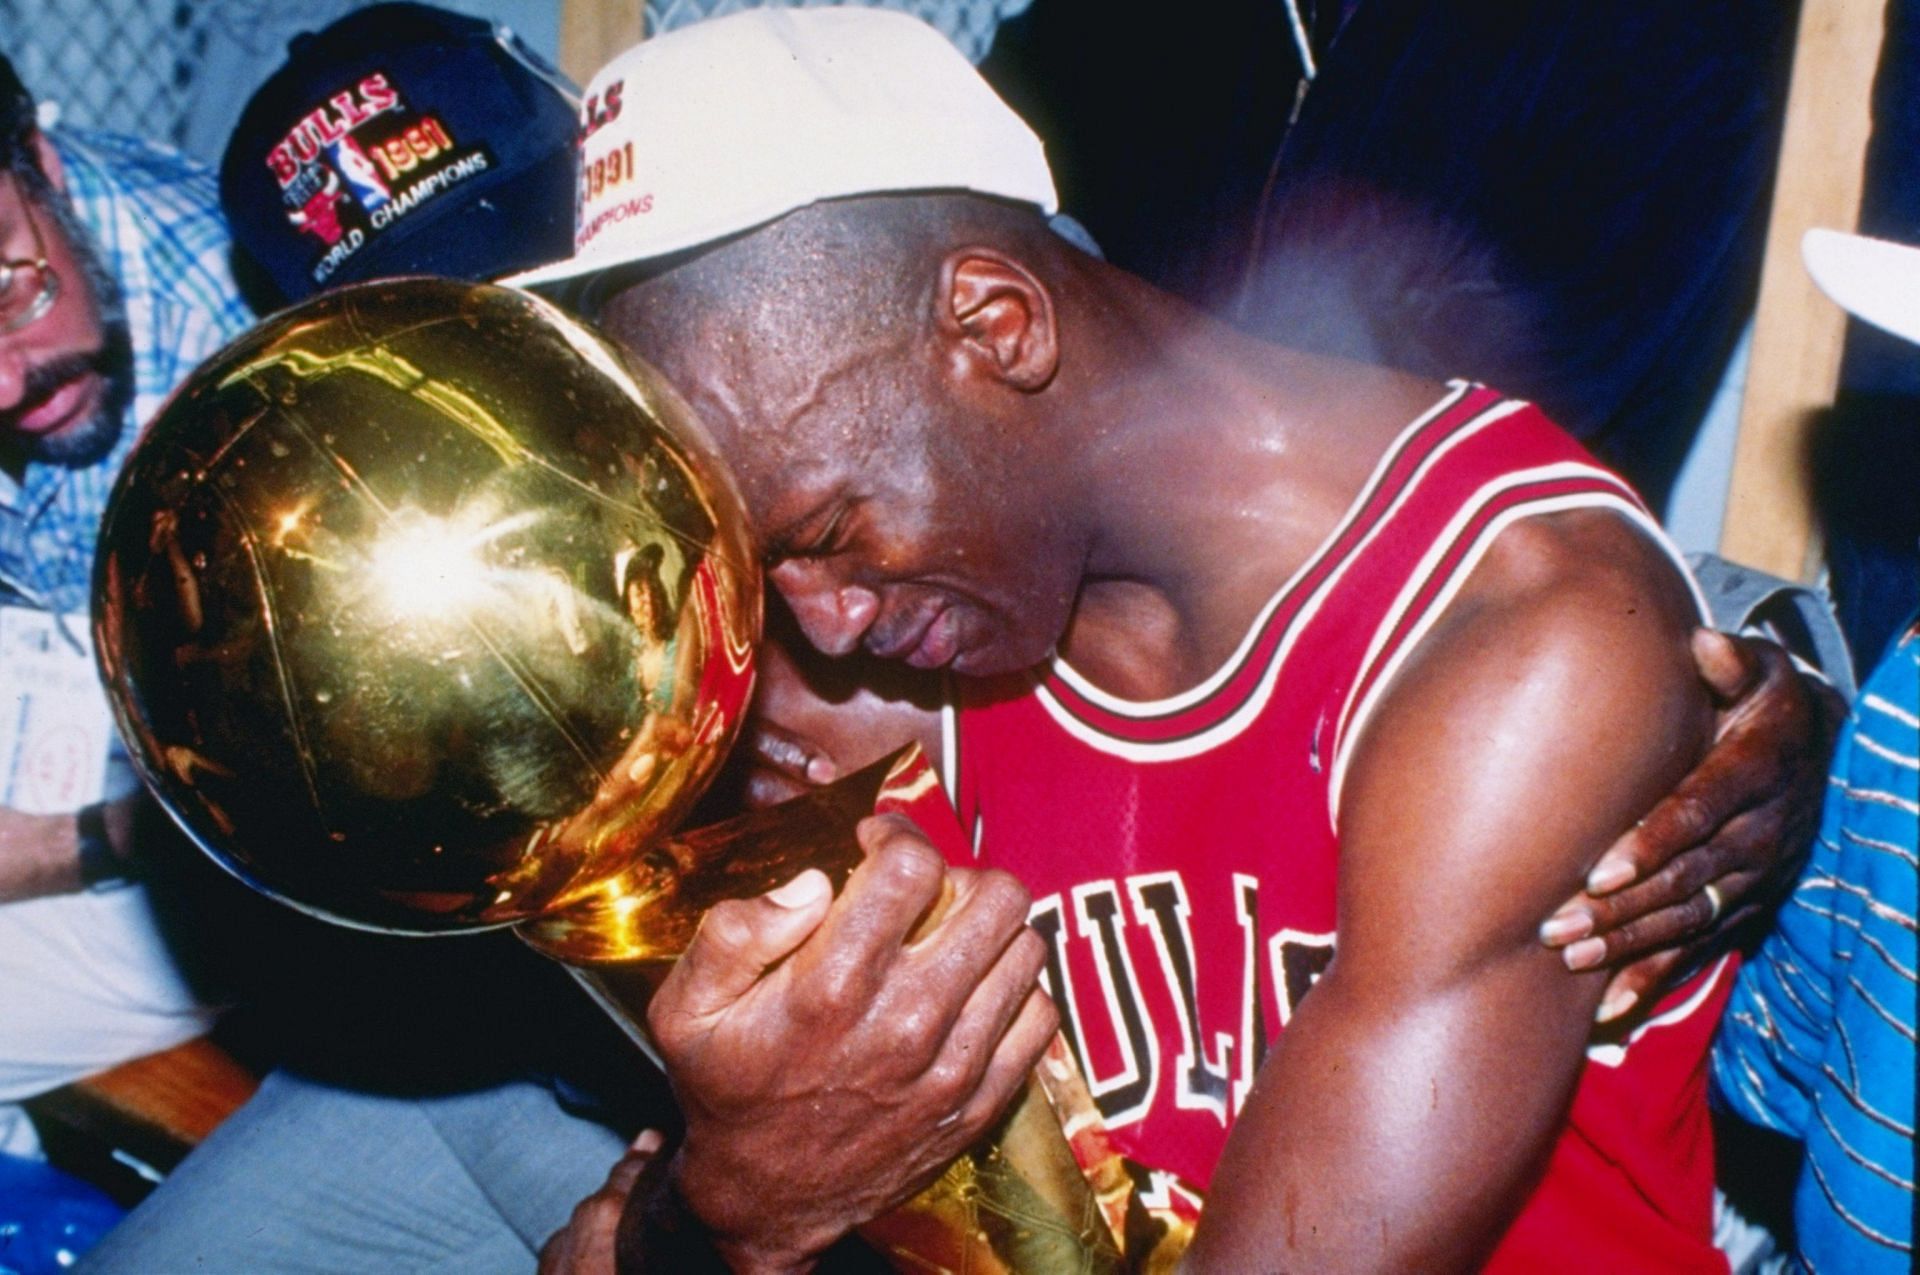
[1586,953,1735,1068]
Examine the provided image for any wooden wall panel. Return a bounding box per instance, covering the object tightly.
[559,0,645,86]
[1722,0,1889,580]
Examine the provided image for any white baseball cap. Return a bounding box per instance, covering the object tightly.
[1803,227,1920,346]
[507,7,1059,289]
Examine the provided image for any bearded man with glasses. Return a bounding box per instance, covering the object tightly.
[0,49,253,1152]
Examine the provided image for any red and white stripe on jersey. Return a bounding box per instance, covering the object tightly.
[1325,460,1711,828]
[942,382,1733,1272]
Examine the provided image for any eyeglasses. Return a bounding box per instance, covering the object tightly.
[0,179,61,335]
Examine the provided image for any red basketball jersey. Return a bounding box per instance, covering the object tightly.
[945,383,1732,1271]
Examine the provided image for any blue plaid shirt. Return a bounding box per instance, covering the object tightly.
[0,128,253,615]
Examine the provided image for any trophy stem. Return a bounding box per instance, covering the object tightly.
[564,964,668,1073]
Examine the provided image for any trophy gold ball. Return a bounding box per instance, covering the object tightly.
[91,278,760,939]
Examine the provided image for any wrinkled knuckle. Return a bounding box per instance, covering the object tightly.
[876,835,946,893]
[1606,916,1659,959]
[976,869,1034,926]
[922,1054,975,1109]
[809,961,864,1020]
[889,1003,947,1062]
[1664,793,1719,845]
[1009,928,1050,980]
[1657,852,1714,898]
[1597,929,1635,964]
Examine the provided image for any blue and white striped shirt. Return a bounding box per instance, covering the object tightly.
[1714,620,1918,1272]
[0,128,253,615]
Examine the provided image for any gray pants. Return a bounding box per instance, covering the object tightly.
[80,1070,628,1274]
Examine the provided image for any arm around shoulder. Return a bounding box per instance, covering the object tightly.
[1185,510,1714,1273]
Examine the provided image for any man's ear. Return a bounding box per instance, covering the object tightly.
[936,249,1059,392]
[30,132,66,191]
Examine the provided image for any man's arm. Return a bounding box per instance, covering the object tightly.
[0,793,138,902]
[574,538,1807,1270]
[1187,510,1712,1272]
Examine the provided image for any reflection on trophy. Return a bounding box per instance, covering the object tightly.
[91,279,1141,1272]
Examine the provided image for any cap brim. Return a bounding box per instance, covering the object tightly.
[502,246,615,290]
[501,216,752,290]
[502,179,1061,293]
[1804,228,1920,347]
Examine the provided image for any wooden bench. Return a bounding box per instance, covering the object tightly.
[23,1035,260,1205]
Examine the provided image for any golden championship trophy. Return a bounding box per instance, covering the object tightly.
[91,279,1171,1273]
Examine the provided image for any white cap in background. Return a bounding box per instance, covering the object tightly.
[1803,227,1920,346]
[509,7,1058,289]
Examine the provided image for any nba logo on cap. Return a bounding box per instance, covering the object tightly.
[327,135,391,210]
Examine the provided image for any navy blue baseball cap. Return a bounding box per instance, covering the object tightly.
[222,3,578,304]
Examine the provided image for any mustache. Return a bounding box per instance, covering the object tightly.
[0,349,109,433]
[2,332,132,469]
[3,351,110,423]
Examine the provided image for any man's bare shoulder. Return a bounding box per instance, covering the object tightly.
[1464,505,1698,629]
[1398,506,1707,755]
[1336,507,1712,962]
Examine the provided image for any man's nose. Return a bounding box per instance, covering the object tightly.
[770,561,880,657]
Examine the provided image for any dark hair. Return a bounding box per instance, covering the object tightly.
[0,51,40,178]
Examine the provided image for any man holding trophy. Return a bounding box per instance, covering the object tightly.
[80,8,1840,1273]
[511,10,1823,1271]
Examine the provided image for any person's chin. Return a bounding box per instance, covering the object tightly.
[949,647,1017,678]
[947,624,1053,679]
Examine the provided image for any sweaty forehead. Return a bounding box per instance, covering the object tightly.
[608,275,797,415]
[602,285,858,524]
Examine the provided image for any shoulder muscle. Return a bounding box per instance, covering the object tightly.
[1336,508,1710,981]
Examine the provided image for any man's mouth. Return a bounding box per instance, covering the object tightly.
[7,370,102,439]
[867,604,960,670]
